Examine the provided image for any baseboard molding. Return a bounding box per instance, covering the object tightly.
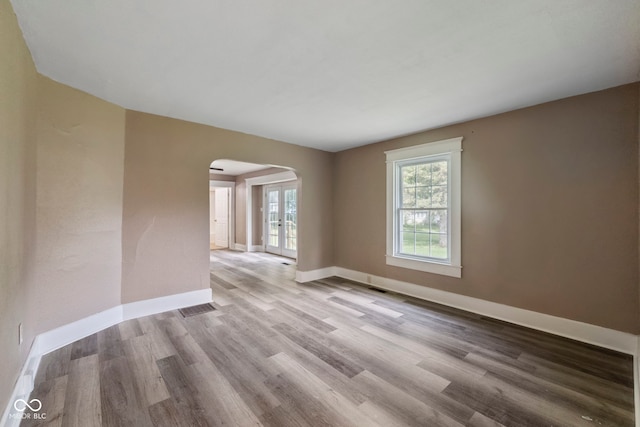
[234,243,247,251]
[122,289,212,321]
[1,288,212,427]
[249,245,264,252]
[295,267,337,283]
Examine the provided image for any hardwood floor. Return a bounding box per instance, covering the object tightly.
[22,250,634,426]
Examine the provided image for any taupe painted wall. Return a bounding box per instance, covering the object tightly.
[35,76,126,332]
[334,84,640,333]
[0,0,38,409]
[122,111,333,303]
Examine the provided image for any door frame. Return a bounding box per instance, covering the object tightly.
[245,170,297,254]
[209,180,236,250]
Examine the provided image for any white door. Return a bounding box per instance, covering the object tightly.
[214,188,229,248]
[265,183,297,258]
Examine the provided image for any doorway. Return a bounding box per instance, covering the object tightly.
[209,181,235,250]
[212,187,229,248]
[264,182,297,258]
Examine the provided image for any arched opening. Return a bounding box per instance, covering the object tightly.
[209,159,299,261]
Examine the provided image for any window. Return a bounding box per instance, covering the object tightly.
[386,137,462,278]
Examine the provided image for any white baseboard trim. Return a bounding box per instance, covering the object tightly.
[249,245,264,252]
[122,289,212,321]
[234,243,247,251]
[1,288,212,427]
[295,267,337,283]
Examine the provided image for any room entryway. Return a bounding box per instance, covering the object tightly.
[209,183,233,250]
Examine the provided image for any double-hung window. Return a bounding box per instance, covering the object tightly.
[385,137,462,278]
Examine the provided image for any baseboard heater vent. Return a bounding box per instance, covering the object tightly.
[368,287,387,293]
[179,303,216,318]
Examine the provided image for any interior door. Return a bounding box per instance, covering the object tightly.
[265,182,297,258]
[214,187,229,248]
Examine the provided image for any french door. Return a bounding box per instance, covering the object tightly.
[265,182,297,258]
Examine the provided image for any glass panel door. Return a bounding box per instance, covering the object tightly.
[283,187,297,257]
[266,188,280,253]
[264,182,297,258]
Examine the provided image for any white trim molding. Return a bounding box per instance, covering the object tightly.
[385,137,463,278]
[295,267,337,283]
[250,245,265,252]
[1,288,212,427]
[233,243,247,252]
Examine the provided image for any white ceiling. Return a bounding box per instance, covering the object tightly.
[210,159,269,177]
[12,0,640,152]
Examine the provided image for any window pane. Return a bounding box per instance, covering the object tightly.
[402,187,416,208]
[431,185,447,208]
[415,233,429,257]
[431,209,447,233]
[401,165,416,187]
[415,211,429,232]
[415,186,429,208]
[431,161,448,185]
[400,232,415,254]
[402,211,415,232]
[416,164,430,185]
[430,234,448,259]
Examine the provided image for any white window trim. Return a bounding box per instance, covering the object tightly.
[385,137,462,278]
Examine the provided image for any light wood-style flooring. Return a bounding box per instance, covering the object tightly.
[22,250,634,426]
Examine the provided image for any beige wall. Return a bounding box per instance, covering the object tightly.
[0,0,38,410]
[334,83,640,333]
[122,111,334,303]
[35,76,125,332]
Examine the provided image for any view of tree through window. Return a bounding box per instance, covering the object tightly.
[399,158,448,260]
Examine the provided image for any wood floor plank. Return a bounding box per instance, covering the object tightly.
[122,334,171,407]
[266,352,377,427]
[70,334,98,361]
[353,370,464,427]
[148,398,190,427]
[156,355,209,427]
[62,354,101,427]
[187,360,263,427]
[99,356,152,427]
[272,323,364,378]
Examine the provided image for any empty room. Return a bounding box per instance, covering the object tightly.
[1,0,639,426]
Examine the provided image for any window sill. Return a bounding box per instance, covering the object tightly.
[386,255,462,278]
